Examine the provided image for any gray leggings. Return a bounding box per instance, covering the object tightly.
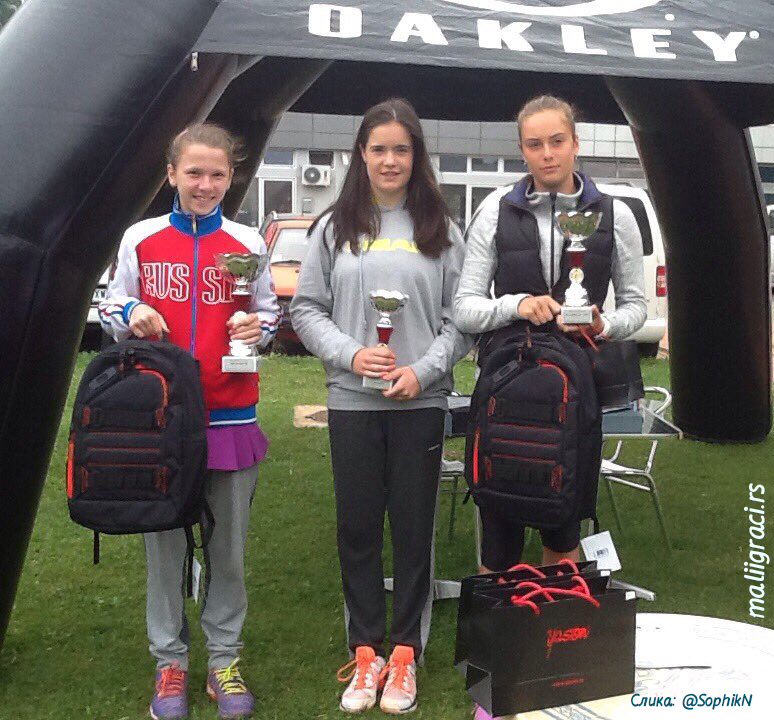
[143,463,258,670]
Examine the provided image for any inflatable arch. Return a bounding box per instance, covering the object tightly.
[2,0,773,648]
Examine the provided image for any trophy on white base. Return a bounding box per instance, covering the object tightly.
[222,311,262,373]
[555,210,602,326]
[214,251,268,373]
[362,290,409,390]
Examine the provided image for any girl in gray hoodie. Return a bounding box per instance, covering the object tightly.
[291,98,470,715]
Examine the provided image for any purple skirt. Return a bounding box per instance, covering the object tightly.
[206,422,268,471]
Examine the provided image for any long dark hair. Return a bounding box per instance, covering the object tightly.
[310,98,451,258]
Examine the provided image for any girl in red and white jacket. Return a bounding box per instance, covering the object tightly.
[100,123,279,720]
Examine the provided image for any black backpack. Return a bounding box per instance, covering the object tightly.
[465,324,602,530]
[66,339,211,575]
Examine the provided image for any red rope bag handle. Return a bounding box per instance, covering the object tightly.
[509,575,600,615]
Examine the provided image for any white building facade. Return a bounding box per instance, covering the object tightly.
[237,112,774,231]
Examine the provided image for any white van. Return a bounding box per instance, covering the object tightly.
[598,183,667,356]
[86,265,111,329]
[84,261,117,349]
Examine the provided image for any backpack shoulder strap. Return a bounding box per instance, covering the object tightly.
[183,500,215,598]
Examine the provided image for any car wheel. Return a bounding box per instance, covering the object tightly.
[638,342,660,358]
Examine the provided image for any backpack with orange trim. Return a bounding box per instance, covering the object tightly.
[66,339,210,565]
[465,324,602,529]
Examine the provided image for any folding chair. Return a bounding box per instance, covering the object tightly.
[439,457,467,542]
[600,386,673,551]
[439,394,480,563]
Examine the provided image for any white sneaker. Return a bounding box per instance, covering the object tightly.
[379,645,417,714]
[337,646,386,713]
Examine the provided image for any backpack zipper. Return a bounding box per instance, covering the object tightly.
[87,430,158,437]
[134,364,169,427]
[473,428,480,485]
[489,453,564,493]
[82,463,168,494]
[537,360,569,422]
[66,433,75,498]
[551,466,563,493]
[491,453,555,465]
[490,422,558,434]
[492,438,557,449]
[86,461,162,468]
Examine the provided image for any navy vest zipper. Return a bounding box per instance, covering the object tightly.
[549,192,557,291]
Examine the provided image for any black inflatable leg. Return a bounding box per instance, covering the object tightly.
[0,0,232,652]
[607,78,772,442]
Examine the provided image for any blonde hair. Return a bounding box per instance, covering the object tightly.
[517,95,578,143]
[166,122,244,169]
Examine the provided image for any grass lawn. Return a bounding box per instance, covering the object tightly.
[0,354,772,719]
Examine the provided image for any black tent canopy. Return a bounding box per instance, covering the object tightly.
[198,0,774,86]
[1,0,772,650]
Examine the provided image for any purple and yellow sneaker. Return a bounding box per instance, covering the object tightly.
[150,663,188,720]
[206,658,254,718]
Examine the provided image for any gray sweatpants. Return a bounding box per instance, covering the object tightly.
[143,463,258,671]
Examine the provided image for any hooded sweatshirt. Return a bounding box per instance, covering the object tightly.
[290,202,472,411]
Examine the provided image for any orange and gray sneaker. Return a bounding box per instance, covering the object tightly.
[379,645,417,714]
[150,663,188,720]
[337,645,387,713]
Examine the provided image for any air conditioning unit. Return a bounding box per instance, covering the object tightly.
[302,164,331,187]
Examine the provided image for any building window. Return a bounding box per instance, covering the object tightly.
[616,160,645,179]
[262,149,294,166]
[263,179,293,218]
[471,186,495,216]
[471,157,498,173]
[503,158,521,173]
[439,154,467,172]
[759,165,774,183]
[236,179,261,227]
[441,184,466,231]
[309,150,334,166]
[615,196,654,257]
[581,159,618,179]
[578,157,644,180]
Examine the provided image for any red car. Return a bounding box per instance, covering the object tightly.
[259,212,315,350]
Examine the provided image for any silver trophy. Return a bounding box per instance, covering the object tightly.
[215,251,268,372]
[362,290,409,390]
[556,210,602,326]
[221,311,262,373]
[214,251,268,296]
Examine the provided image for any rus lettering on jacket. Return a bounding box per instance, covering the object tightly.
[141,262,191,301]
